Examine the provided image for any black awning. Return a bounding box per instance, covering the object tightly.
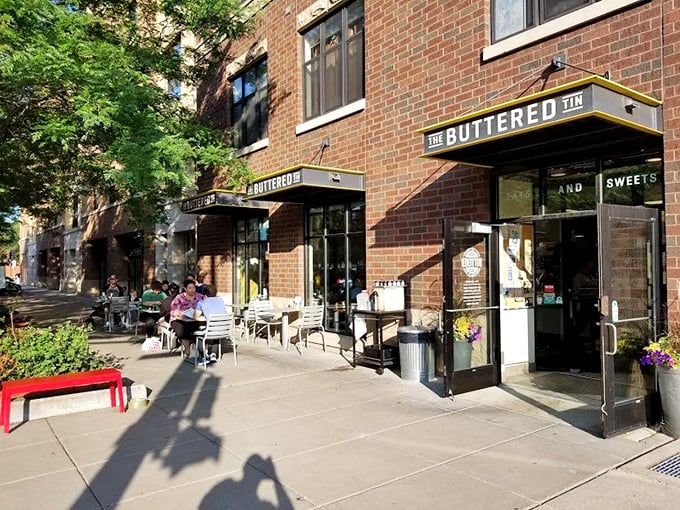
[419,76,663,170]
[180,189,271,215]
[246,165,365,203]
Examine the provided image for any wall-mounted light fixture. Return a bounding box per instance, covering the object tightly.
[548,169,567,178]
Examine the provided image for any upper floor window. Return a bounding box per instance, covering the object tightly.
[231,58,268,149]
[167,39,182,98]
[493,0,594,42]
[302,1,364,121]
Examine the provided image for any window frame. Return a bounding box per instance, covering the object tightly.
[301,0,364,122]
[486,0,645,59]
[492,0,597,43]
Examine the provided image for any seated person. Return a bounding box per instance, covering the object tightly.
[102,275,125,326]
[170,280,206,357]
[102,275,124,297]
[159,283,180,323]
[349,277,365,302]
[194,284,227,362]
[139,280,167,339]
[127,289,141,326]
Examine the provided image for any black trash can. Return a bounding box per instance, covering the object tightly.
[397,326,434,382]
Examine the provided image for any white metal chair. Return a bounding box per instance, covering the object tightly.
[244,300,280,346]
[191,314,237,369]
[106,296,130,332]
[291,304,326,353]
[157,318,176,351]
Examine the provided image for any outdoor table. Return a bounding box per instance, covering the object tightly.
[269,307,301,351]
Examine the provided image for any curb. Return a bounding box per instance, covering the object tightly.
[7,383,148,425]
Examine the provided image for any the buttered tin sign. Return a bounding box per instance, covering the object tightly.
[421,78,662,157]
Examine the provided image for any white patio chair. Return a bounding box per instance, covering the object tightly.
[252,299,281,347]
[192,313,237,369]
[290,304,326,354]
[157,318,176,351]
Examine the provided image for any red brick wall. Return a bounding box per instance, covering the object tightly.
[197,0,678,312]
[196,215,233,295]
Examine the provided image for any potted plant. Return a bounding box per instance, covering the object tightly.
[452,314,482,370]
[639,334,680,438]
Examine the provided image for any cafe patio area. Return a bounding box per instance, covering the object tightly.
[1,287,680,509]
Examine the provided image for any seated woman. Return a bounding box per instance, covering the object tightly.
[170,280,205,358]
[194,284,226,362]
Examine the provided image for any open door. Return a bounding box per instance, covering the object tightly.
[443,220,500,396]
[598,204,660,437]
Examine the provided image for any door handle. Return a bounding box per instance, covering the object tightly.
[604,322,618,355]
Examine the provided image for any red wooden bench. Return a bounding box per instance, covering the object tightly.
[0,368,125,433]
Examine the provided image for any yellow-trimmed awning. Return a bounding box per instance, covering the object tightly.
[180,189,271,215]
[246,164,365,202]
[419,76,663,169]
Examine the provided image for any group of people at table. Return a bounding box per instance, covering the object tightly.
[99,274,227,365]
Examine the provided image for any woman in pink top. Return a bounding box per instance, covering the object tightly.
[170,280,205,355]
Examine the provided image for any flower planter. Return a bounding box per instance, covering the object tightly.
[657,366,680,438]
[453,340,472,371]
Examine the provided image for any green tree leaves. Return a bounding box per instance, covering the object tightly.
[0,0,258,226]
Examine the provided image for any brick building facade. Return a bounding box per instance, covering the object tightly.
[182,0,678,435]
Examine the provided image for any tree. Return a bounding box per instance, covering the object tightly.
[0,0,260,226]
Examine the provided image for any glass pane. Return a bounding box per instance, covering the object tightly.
[236,219,246,242]
[347,0,364,36]
[608,218,655,401]
[493,0,527,41]
[257,60,268,87]
[309,207,324,236]
[235,245,247,304]
[603,160,662,207]
[326,236,347,331]
[545,165,596,213]
[244,68,257,97]
[349,233,366,303]
[450,232,492,371]
[543,0,590,21]
[347,37,364,104]
[348,201,365,232]
[232,103,242,148]
[324,48,342,112]
[310,237,324,301]
[304,26,320,61]
[246,243,261,301]
[247,218,259,242]
[232,77,242,104]
[259,218,269,241]
[326,204,345,234]
[304,61,320,119]
[498,170,539,218]
[325,11,342,49]
[244,99,256,146]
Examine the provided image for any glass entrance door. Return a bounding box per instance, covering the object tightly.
[598,204,659,437]
[442,220,500,395]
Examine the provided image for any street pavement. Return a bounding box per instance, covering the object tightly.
[1,287,679,509]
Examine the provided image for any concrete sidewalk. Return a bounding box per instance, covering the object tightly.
[1,287,679,509]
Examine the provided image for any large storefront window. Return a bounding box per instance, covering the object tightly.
[235,216,269,304]
[497,155,663,219]
[603,158,662,206]
[545,162,597,214]
[306,201,366,332]
[498,170,539,217]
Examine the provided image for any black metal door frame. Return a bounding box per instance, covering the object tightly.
[442,219,501,396]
